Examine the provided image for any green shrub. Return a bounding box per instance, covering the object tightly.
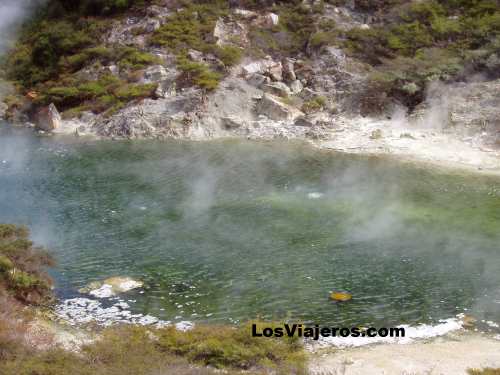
[301,96,327,113]
[0,322,307,375]
[114,83,157,101]
[177,57,222,91]
[155,322,305,372]
[0,224,53,305]
[214,45,243,67]
[0,256,13,273]
[116,47,160,69]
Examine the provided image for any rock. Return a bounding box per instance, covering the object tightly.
[267,61,283,81]
[221,116,245,129]
[290,80,304,94]
[460,314,476,328]
[233,9,258,19]
[246,73,269,88]
[143,65,169,83]
[262,82,291,97]
[155,80,176,98]
[329,291,352,302]
[187,49,204,62]
[282,58,296,82]
[145,18,161,33]
[78,276,143,298]
[107,64,119,76]
[255,12,279,28]
[241,58,274,76]
[294,116,314,127]
[0,102,7,119]
[370,129,383,139]
[256,93,304,122]
[213,17,248,47]
[35,103,61,132]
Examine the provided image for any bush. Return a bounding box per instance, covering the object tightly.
[0,224,54,305]
[155,322,305,372]
[301,96,327,113]
[0,322,307,375]
[177,57,222,91]
[214,45,243,67]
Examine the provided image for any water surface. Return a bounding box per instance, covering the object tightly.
[1,122,499,328]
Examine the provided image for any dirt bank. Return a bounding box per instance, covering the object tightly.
[309,332,500,375]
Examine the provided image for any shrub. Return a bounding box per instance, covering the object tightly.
[301,96,327,113]
[214,45,243,67]
[155,322,305,372]
[177,57,222,91]
[0,224,54,305]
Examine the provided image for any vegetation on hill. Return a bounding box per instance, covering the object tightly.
[1,0,499,118]
[342,0,500,112]
[0,224,54,305]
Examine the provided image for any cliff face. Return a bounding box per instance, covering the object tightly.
[0,0,499,153]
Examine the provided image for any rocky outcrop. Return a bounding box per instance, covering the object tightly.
[256,93,304,122]
[35,103,61,132]
[262,82,291,97]
[213,17,249,47]
[412,79,500,148]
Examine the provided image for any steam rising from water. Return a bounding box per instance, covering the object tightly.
[0,0,41,54]
[1,124,500,332]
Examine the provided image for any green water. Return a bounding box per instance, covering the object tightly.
[1,122,500,327]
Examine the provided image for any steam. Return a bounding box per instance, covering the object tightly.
[0,0,41,55]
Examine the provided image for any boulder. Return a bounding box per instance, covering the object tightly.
[187,49,204,62]
[155,80,176,98]
[254,12,279,28]
[246,73,269,88]
[233,9,258,19]
[213,17,248,47]
[143,65,169,83]
[221,116,245,129]
[242,59,273,76]
[282,58,296,82]
[294,116,314,127]
[290,80,304,94]
[262,82,291,97]
[35,103,61,132]
[256,93,303,122]
[78,276,143,298]
[267,61,283,81]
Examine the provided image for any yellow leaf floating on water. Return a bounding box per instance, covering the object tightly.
[330,292,352,302]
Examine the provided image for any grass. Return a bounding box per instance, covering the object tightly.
[468,369,500,375]
[0,317,307,375]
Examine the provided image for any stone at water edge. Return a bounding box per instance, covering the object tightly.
[78,276,143,298]
[330,291,352,302]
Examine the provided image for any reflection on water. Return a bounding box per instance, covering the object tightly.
[1,122,500,327]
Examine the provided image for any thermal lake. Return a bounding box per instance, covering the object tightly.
[1,122,499,333]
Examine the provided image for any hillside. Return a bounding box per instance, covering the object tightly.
[0,0,499,168]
